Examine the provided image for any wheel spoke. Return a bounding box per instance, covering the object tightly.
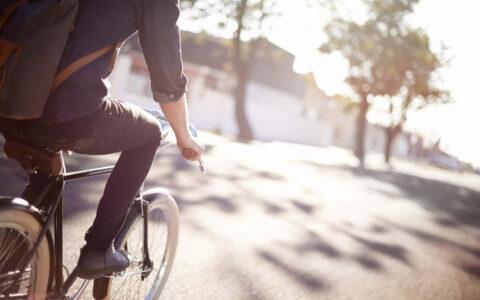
[2,238,28,267]
[0,229,26,276]
[0,268,31,280]
[0,230,32,294]
[0,229,15,262]
[0,274,31,290]
[0,229,8,254]
[5,250,32,291]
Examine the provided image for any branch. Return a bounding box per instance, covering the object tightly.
[233,0,248,72]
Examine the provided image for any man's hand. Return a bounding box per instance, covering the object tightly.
[177,135,204,161]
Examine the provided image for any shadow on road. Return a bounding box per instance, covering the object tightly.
[331,224,411,265]
[257,250,328,291]
[302,161,480,229]
[377,217,480,259]
[462,264,480,280]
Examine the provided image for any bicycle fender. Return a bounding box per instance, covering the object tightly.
[142,187,172,203]
[0,196,43,220]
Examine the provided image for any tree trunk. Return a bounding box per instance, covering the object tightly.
[234,71,253,139]
[384,127,393,164]
[232,0,253,140]
[355,94,369,167]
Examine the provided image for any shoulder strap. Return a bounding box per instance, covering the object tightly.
[51,44,115,92]
[109,42,123,72]
[0,0,26,31]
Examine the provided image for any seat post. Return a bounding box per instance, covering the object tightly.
[29,174,57,208]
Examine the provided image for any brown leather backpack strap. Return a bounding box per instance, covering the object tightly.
[0,39,21,66]
[51,44,115,91]
[0,0,26,31]
[109,42,123,72]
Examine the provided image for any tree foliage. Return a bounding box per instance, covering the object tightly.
[320,0,450,164]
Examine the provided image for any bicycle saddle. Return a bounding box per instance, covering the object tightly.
[3,138,64,176]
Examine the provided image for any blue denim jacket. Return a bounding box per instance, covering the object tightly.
[37,0,188,123]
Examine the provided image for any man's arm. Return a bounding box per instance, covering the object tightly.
[137,0,203,160]
[137,0,187,103]
[159,95,204,161]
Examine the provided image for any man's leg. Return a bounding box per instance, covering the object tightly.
[21,98,162,278]
[64,99,162,250]
[84,144,159,249]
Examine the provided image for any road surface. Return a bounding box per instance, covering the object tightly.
[1,132,480,299]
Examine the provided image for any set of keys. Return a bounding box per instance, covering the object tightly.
[198,159,206,174]
[183,148,206,174]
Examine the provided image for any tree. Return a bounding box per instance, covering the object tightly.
[320,0,449,165]
[181,0,280,140]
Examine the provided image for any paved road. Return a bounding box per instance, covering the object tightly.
[1,133,480,299]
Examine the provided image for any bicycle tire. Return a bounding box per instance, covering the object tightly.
[0,204,52,300]
[94,188,179,300]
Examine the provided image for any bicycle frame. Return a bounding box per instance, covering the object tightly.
[6,162,150,299]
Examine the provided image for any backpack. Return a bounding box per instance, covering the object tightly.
[0,0,118,120]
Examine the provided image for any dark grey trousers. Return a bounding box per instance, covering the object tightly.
[0,98,162,249]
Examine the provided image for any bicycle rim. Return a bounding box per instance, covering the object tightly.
[0,209,51,300]
[106,197,179,300]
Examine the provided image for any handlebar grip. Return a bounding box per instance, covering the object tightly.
[182,148,196,160]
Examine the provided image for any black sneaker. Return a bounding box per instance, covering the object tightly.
[76,245,130,279]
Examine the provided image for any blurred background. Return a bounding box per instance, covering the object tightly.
[95,2,480,297]
[1,0,480,299]
[109,0,479,173]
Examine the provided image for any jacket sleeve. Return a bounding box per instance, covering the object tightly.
[137,0,188,103]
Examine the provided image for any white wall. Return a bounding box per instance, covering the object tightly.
[110,54,335,147]
[245,82,333,147]
[393,135,410,158]
[187,76,238,135]
[187,74,334,147]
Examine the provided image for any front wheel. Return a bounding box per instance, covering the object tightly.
[94,188,179,300]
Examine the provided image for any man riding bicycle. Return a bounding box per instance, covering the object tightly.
[0,0,204,279]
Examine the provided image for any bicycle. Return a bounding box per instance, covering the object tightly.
[0,109,197,299]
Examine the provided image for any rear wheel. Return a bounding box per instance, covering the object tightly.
[0,207,51,300]
[95,189,179,300]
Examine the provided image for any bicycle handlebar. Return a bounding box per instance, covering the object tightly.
[141,107,198,141]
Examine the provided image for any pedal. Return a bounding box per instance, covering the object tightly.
[130,257,142,266]
[104,270,125,278]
